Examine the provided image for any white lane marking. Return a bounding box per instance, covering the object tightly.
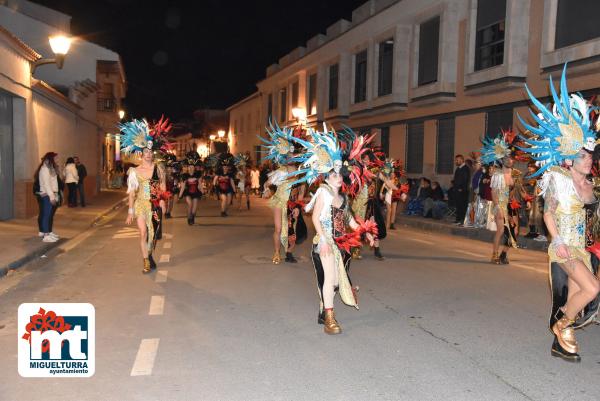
[511,263,546,275]
[130,338,160,376]
[453,249,484,258]
[159,254,170,263]
[112,233,139,239]
[163,242,172,249]
[405,237,435,245]
[155,270,168,283]
[148,295,165,315]
[164,233,173,240]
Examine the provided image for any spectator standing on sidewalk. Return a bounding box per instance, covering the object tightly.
[64,157,79,208]
[453,154,470,225]
[36,152,60,243]
[250,164,260,195]
[74,156,87,207]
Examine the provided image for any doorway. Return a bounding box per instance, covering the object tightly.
[0,92,13,220]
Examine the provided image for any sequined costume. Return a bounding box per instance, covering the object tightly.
[127,165,163,250]
[542,167,598,329]
[306,185,358,313]
[268,167,293,250]
[490,170,517,247]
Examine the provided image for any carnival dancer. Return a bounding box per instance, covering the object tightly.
[360,151,395,260]
[259,123,302,264]
[480,129,518,264]
[120,118,171,273]
[164,154,178,219]
[380,159,408,230]
[178,151,203,225]
[281,127,377,334]
[520,65,600,362]
[234,153,252,210]
[213,155,236,217]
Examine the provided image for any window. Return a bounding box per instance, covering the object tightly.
[555,0,600,49]
[354,50,368,103]
[418,17,440,86]
[406,122,424,174]
[292,81,299,108]
[328,64,339,110]
[486,108,513,139]
[380,127,390,156]
[308,73,317,115]
[378,39,394,96]
[267,94,273,123]
[279,88,287,122]
[240,115,245,133]
[475,0,506,71]
[436,117,455,174]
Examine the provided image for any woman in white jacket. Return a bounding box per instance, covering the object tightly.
[36,152,60,242]
[64,157,79,207]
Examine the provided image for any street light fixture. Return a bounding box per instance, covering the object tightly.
[291,107,307,121]
[209,134,216,140]
[118,110,125,120]
[217,130,226,139]
[32,35,72,73]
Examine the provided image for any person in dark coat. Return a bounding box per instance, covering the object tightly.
[453,154,470,224]
[74,156,87,207]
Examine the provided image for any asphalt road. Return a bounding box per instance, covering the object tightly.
[0,196,599,401]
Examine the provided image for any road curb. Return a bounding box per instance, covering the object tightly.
[396,215,548,252]
[0,196,127,278]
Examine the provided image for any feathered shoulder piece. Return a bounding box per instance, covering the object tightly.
[259,121,296,165]
[149,115,173,153]
[537,165,572,198]
[519,64,597,177]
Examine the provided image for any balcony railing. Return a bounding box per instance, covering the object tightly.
[97,97,116,112]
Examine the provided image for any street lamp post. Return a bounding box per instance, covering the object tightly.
[32,35,72,73]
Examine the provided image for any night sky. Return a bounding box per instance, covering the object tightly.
[31,0,366,120]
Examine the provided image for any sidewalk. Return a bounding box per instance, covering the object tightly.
[0,189,127,276]
[395,214,548,252]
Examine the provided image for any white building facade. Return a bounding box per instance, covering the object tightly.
[228,0,600,185]
[0,0,126,219]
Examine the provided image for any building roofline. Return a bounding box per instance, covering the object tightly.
[257,0,400,85]
[32,79,82,112]
[0,25,41,61]
[226,91,260,111]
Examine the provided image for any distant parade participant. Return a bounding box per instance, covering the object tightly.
[178,151,203,225]
[380,159,407,230]
[120,117,171,274]
[260,124,307,264]
[520,65,600,362]
[213,155,236,217]
[480,129,518,265]
[234,153,252,210]
[283,126,377,334]
[163,154,178,219]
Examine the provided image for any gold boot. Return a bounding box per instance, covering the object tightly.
[351,248,362,260]
[142,258,151,274]
[491,252,500,264]
[323,309,342,335]
[272,250,281,265]
[552,315,579,354]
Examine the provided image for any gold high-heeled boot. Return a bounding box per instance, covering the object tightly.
[142,258,151,274]
[491,252,500,264]
[552,315,579,354]
[272,250,281,265]
[323,309,341,335]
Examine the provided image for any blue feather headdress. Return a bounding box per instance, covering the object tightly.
[285,124,343,185]
[480,129,513,165]
[258,121,296,165]
[118,119,153,155]
[234,153,250,168]
[518,64,597,176]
